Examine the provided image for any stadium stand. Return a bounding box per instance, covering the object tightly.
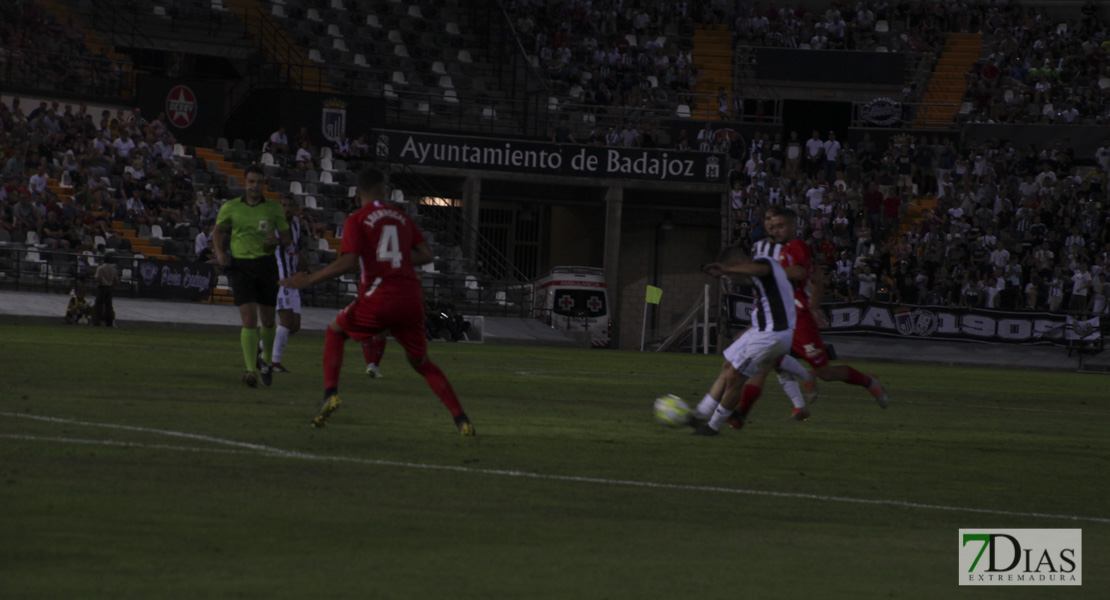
[0,0,1107,326]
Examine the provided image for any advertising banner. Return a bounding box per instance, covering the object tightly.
[727,296,1097,346]
[374,129,727,184]
[135,75,225,146]
[135,260,217,300]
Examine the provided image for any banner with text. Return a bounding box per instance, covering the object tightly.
[374,129,726,183]
[135,260,217,301]
[727,295,1097,346]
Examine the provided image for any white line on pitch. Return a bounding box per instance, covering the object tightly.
[4,412,1109,525]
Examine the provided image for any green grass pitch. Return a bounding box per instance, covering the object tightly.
[1,322,1108,599]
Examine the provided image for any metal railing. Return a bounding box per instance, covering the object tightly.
[0,245,540,320]
[390,162,532,283]
[0,49,134,100]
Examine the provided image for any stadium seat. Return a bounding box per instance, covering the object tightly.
[320,146,333,160]
[438,75,454,89]
[348,186,357,197]
[354,53,368,67]
[394,44,409,57]
[676,104,691,118]
[60,171,73,187]
[305,170,319,183]
[331,0,345,10]
[26,231,42,247]
[481,106,497,120]
[624,34,637,47]
[446,22,460,36]
[173,143,186,157]
[457,50,472,63]
[392,71,408,85]
[261,152,275,166]
[417,102,431,114]
[384,84,398,99]
[320,157,334,172]
[305,196,319,210]
[272,5,285,18]
[408,5,423,18]
[289,181,303,195]
[151,225,166,240]
[875,20,889,33]
[94,235,106,248]
[334,39,348,52]
[432,61,447,75]
[318,237,330,251]
[548,96,558,111]
[307,8,322,21]
[320,171,335,184]
[328,24,342,37]
[875,46,888,52]
[153,6,168,17]
[443,89,459,104]
[309,49,324,63]
[388,30,403,43]
[216,138,230,151]
[211,0,228,11]
[366,15,381,28]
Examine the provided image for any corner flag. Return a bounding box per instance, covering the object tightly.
[645,285,663,305]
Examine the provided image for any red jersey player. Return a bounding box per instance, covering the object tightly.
[279,168,475,435]
[764,207,888,407]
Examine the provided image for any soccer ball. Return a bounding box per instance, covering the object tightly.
[654,394,691,426]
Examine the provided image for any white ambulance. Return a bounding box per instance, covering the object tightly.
[531,266,611,348]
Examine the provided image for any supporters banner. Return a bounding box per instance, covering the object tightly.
[135,260,217,300]
[727,295,1097,346]
[374,129,727,183]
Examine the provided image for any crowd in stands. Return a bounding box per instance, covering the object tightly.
[726,129,1110,315]
[0,96,304,267]
[0,0,126,97]
[964,0,1110,125]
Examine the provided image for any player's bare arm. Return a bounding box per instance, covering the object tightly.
[809,268,828,327]
[702,261,771,279]
[212,224,231,266]
[784,264,806,282]
[280,252,358,289]
[411,242,435,266]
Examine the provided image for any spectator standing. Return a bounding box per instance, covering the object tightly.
[94,256,119,327]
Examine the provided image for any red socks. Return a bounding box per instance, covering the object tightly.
[843,366,871,387]
[738,383,763,414]
[361,336,387,366]
[414,360,464,418]
[323,328,347,391]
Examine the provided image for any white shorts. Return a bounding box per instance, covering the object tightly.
[276,286,301,313]
[723,328,793,378]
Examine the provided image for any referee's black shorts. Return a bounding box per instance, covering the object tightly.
[226,256,279,307]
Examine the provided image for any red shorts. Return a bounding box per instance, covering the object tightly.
[791,310,829,369]
[335,285,427,360]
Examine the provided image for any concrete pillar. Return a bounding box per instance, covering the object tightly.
[461,175,481,271]
[603,183,623,346]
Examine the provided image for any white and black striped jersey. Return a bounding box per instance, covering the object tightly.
[751,238,783,261]
[276,215,307,280]
[748,252,796,333]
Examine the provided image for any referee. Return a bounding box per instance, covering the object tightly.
[213,165,290,387]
